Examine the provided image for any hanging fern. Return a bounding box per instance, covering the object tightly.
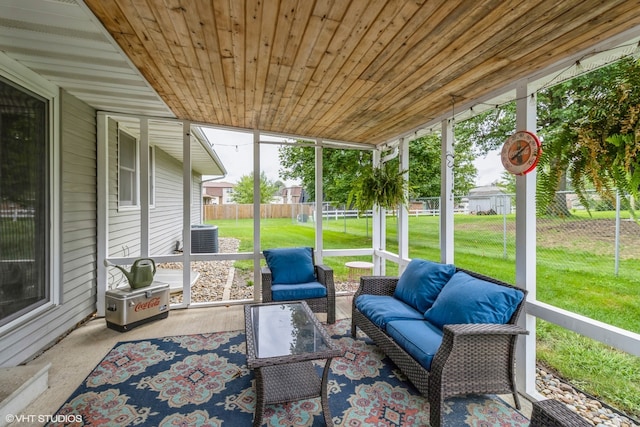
[348,161,408,214]
[535,58,640,219]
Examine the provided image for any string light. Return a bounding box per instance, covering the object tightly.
[366,39,639,147]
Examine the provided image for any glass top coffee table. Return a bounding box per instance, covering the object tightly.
[244,301,343,427]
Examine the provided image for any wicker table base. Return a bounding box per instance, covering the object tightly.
[244,302,342,427]
[253,360,333,427]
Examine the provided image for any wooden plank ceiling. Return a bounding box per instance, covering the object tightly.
[84,0,640,146]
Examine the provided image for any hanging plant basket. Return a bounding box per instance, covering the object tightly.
[349,162,408,214]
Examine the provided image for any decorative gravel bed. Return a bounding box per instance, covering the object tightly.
[536,368,638,427]
[160,238,638,426]
[161,238,361,304]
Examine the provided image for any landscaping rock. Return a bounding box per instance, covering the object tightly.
[536,367,638,427]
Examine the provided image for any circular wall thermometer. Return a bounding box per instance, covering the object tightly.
[501,130,542,175]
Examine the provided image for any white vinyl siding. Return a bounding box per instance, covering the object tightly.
[108,118,140,259]
[108,125,202,258]
[149,148,184,255]
[192,174,202,225]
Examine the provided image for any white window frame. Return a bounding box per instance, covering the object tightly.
[117,130,156,211]
[149,145,156,208]
[117,128,139,210]
[0,53,60,333]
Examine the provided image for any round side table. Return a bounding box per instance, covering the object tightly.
[345,261,374,281]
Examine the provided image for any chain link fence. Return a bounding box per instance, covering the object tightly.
[204,193,639,278]
[412,191,640,279]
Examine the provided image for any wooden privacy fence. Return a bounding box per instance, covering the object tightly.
[203,203,314,221]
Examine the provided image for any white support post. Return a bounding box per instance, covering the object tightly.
[182,122,192,305]
[440,119,454,264]
[398,137,409,273]
[515,83,540,400]
[372,150,385,275]
[315,141,324,264]
[96,113,108,317]
[253,130,261,301]
[139,118,149,257]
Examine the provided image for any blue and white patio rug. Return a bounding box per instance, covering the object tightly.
[48,319,529,426]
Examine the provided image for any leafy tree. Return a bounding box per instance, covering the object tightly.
[456,56,640,217]
[278,135,477,204]
[454,103,516,156]
[496,171,516,194]
[279,146,371,204]
[408,133,477,198]
[567,57,640,210]
[1,114,42,208]
[231,171,279,204]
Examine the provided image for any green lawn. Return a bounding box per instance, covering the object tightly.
[209,214,640,417]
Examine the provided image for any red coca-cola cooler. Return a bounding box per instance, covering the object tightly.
[105,282,169,332]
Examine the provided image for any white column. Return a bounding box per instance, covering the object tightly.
[372,150,385,274]
[139,118,149,257]
[96,113,108,317]
[515,83,540,399]
[182,122,192,305]
[253,130,261,301]
[398,137,409,273]
[440,119,454,264]
[315,141,324,263]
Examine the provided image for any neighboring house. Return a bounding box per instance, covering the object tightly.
[466,186,512,215]
[281,185,306,204]
[202,181,236,205]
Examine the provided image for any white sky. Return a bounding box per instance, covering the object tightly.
[474,148,503,186]
[203,128,503,187]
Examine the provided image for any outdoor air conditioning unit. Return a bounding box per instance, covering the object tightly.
[191,225,219,253]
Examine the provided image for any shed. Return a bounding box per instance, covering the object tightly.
[467,186,512,215]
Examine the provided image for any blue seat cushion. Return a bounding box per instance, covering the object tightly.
[386,320,443,371]
[263,247,316,285]
[271,281,327,301]
[393,259,456,313]
[423,271,525,329]
[355,295,425,330]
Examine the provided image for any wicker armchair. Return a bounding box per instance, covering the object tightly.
[261,247,336,324]
[351,268,528,427]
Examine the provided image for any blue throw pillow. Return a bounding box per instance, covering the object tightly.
[393,259,456,313]
[423,271,524,329]
[263,247,316,285]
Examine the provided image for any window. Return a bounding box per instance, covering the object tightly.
[118,129,155,209]
[118,129,138,207]
[0,76,50,326]
[149,145,155,207]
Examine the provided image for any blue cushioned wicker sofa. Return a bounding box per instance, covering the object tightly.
[351,259,529,427]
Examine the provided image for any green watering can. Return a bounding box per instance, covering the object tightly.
[105,258,156,289]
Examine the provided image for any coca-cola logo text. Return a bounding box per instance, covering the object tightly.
[134,297,160,312]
